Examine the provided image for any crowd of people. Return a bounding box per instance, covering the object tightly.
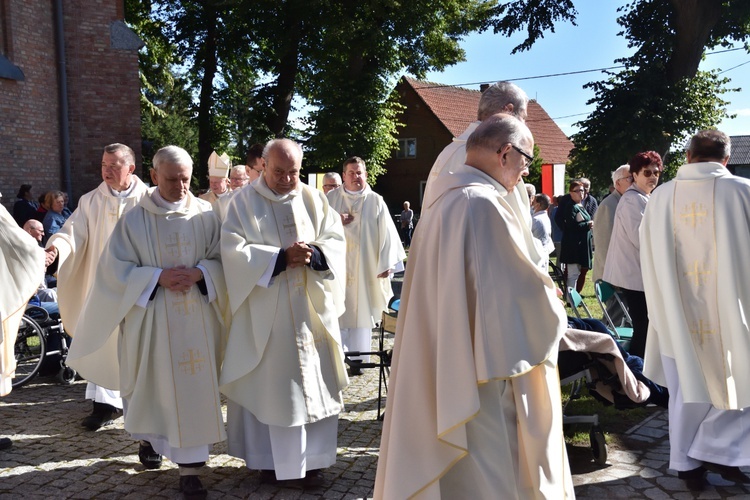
[1,81,749,499]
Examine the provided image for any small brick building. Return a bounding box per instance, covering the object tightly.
[0,0,142,212]
[375,76,573,214]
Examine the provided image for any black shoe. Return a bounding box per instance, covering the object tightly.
[704,461,750,483]
[259,469,278,484]
[678,466,707,491]
[81,402,118,430]
[138,442,163,470]
[179,475,207,500]
[0,438,11,451]
[303,469,326,487]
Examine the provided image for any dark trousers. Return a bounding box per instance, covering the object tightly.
[620,288,648,358]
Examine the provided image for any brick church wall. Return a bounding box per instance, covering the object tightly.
[0,0,141,211]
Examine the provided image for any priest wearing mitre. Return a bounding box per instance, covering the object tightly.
[375,114,573,499]
[220,138,348,487]
[199,151,231,204]
[67,145,228,499]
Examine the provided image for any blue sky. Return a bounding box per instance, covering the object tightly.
[424,2,750,138]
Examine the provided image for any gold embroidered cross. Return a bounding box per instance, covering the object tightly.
[680,202,707,228]
[292,272,306,296]
[690,319,715,345]
[282,215,297,237]
[683,261,711,287]
[165,232,191,258]
[107,204,120,223]
[172,292,198,315]
[178,349,205,375]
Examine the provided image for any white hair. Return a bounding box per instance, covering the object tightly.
[611,164,630,184]
[152,145,193,171]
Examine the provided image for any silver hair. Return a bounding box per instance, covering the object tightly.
[230,165,246,176]
[152,145,193,172]
[263,138,303,163]
[611,164,630,184]
[466,113,529,153]
[477,82,529,121]
[323,172,342,183]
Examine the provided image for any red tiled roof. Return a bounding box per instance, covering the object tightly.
[404,76,573,164]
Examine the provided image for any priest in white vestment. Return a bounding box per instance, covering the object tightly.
[326,156,405,369]
[46,143,149,430]
[220,138,348,487]
[641,129,750,491]
[214,165,251,221]
[375,114,574,499]
[199,151,231,204]
[420,81,536,256]
[67,146,227,499]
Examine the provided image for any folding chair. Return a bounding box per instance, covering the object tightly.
[593,280,634,350]
[549,261,566,292]
[567,287,593,319]
[343,308,397,420]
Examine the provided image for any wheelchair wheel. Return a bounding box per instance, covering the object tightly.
[58,366,77,385]
[13,315,46,388]
[590,426,607,465]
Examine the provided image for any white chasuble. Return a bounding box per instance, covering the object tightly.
[642,162,750,410]
[327,185,405,329]
[0,205,45,396]
[220,178,348,428]
[67,193,227,449]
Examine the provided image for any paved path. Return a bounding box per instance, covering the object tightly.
[2,362,749,498]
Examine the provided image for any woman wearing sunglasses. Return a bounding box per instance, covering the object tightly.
[603,150,663,358]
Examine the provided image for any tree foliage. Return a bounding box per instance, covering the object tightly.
[485,0,750,188]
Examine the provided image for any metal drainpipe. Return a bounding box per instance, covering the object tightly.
[53,0,72,202]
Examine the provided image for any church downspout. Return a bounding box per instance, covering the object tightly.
[53,0,72,203]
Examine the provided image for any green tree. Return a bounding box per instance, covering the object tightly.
[486,0,750,187]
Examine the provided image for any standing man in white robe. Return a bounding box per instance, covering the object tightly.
[326,157,405,373]
[214,165,250,221]
[67,145,227,499]
[421,82,537,255]
[199,151,231,204]
[46,143,149,430]
[375,114,573,499]
[641,129,750,491]
[220,138,348,487]
[0,203,46,447]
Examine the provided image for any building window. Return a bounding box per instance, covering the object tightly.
[0,0,23,81]
[396,138,417,159]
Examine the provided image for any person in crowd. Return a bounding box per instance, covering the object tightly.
[46,143,149,431]
[245,143,266,183]
[34,192,49,222]
[13,184,38,227]
[420,82,541,268]
[220,138,348,487]
[23,219,58,302]
[375,114,573,499]
[531,193,555,270]
[580,177,599,219]
[214,165,250,221]
[399,201,414,247]
[603,151,662,358]
[549,195,563,261]
[592,165,632,284]
[327,156,405,374]
[322,172,342,194]
[0,203,46,449]
[67,145,227,500]
[199,151,231,203]
[641,130,750,491]
[560,179,594,293]
[42,191,69,243]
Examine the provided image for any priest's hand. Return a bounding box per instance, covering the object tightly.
[285,242,313,268]
[377,270,390,278]
[44,246,58,268]
[340,213,355,226]
[159,266,202,292]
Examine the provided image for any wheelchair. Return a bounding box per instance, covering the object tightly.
[13,305,77,388]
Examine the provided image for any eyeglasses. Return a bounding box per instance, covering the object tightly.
[250,166,263,174]
[323,184,340,189]
[617,176,634,183]
[230,177,249,181]
[640,169,661,178]
[571,189,585,193]
[498,144,534,167]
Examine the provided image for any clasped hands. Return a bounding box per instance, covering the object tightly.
[159,265,203,293]
[285,241,313,268]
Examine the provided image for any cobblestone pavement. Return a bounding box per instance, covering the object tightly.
[2,364,750,498]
